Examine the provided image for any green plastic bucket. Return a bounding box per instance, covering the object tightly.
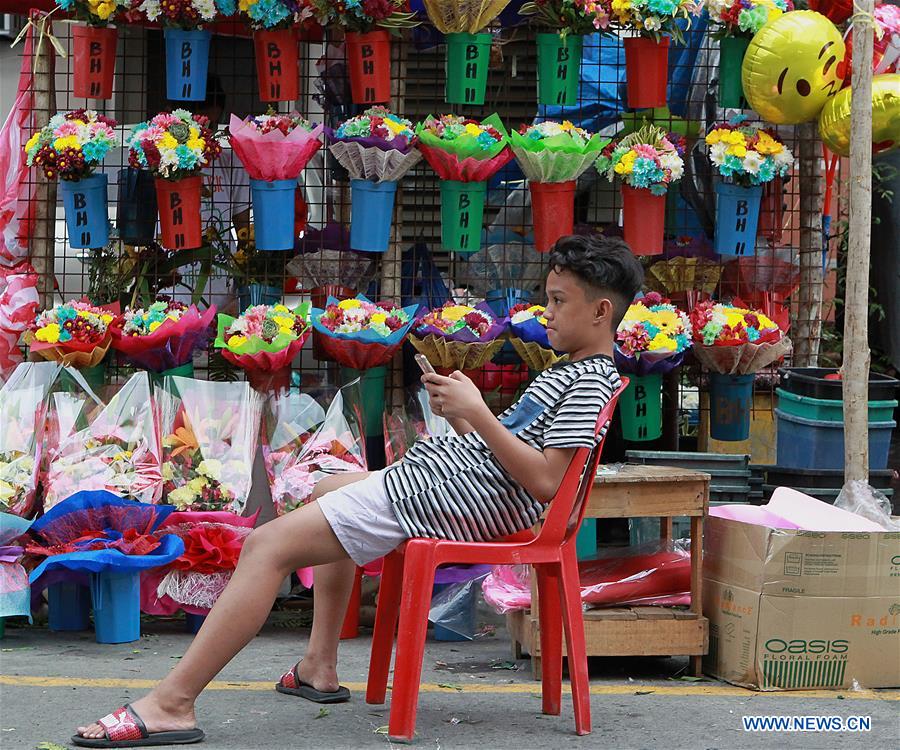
[150,361,194,390]
[719,36,749,109]
[440,180,486,253]
[776,388,897,423]
[445,33,491,105]
[341,366,387,437]
[536,33,582,105]
[619,373,663,442]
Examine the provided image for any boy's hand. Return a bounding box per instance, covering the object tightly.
[421,371,487,422]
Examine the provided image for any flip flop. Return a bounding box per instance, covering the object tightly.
[71,704,205,748]
[276,663,351,704]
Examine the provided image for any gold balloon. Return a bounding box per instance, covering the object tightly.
[818,74,900,156]
[742,10,846,125]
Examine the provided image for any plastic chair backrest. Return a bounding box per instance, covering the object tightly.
[535,377,628,548]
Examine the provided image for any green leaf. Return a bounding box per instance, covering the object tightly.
[373,725,390,735]
[36,743,68,750]
[437,683,463,691]
[315,708,330,719]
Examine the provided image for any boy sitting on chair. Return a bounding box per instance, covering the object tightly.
[73,234,643,748]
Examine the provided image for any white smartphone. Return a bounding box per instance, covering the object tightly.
[415,353,436,375]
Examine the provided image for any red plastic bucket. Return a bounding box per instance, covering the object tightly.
[73,25,117,99]
[155,175,203,251]
[529,180,576,253]
[757,177,784,243]
[345,30,391,104]
[254,28,300,103]
[623,36,670,109]
[621,185,666,255]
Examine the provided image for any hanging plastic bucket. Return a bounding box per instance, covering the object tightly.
[72,24,117,99]
[621,185,665,255]
[709,372,755,441]
[445,32,491,105]
[345,30,391,104]
[530,180,576,253]
[91,571,141,644]
[251,178,296,251]
[164,28,212,102]
[155,175,203,251]
[536,32,582,106]
[757,177,784,242]
[719,36,749,109]
[60,173,109,250]
[117,167,158,245]
[440,180,487,253]
[350,179,397,253]
[185,612,206,634]
[340,366,387,437]
[619,373,663,442]
[48,582,92,632]
[149,361,194,391]
[624,36,670,109]
[237,283,282,311]
[715,183,762,257]
[253,28,299,102]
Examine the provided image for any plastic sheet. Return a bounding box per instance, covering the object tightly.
[834,481,900,531]
[383,387,455,465]
[428,567,492,640]
[0,511,32,619]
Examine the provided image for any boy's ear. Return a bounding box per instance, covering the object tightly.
[593,297,613,325]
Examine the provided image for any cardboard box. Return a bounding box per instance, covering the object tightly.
[702,516,900,690]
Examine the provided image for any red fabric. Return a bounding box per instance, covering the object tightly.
[98,707,146,742]
[579,551,690,606]
[26,530,162,558]
[170,525,244,574]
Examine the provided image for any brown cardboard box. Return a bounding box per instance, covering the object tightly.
[702,516,900,690]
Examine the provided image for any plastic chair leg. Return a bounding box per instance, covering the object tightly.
[367,552,405,705]
[340,566,363,640]
[535,562,563,716]
[559,544,591,735]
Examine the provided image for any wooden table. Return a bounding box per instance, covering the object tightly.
[507,464,710,679]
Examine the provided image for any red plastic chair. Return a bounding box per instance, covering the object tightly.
[365,379,628,741]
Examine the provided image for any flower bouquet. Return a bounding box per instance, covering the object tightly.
[27,490,184,643]
[508,302,568,370]
[0,513,32,627]
[704,121,795,256]
[42,372,163,511]
[56,0,128,98]
[646,256,723,310]
[228,112,323,251]
[610,0,703,109]
[708,0,793,108]
[24,109,118,249]
[159,378,263,514]
[690,301,791,441]
[519,0,613,105]
[137,0,235,100]
[111,299,215,378]
[421,0,510,104]
[595,125,685,255]
[128,110,223,250]
[305,0,419,104]
[328,108,421,253]
[416,114,514,253]
[614,292,692,441]
[410,302,507,371]
[510,121,609,252]
[214,303,311,393]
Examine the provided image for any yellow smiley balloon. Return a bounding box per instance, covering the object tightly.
[742,10,846,125]
[818,73,900,156]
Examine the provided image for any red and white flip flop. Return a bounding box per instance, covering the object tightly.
[276,663,351,704]
[71,703,205,748]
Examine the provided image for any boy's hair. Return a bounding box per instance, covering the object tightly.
[548,235,644,329]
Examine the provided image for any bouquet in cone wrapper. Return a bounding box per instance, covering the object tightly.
[646,257,722,297]
[328,107,422,183]
[614,293,692,376]
[410,302,507,370]
[510,121,609,183]
[689,301,791,374]
[416,114,514,182]
[508,303,568,370]
[228,112,323,182]
[422,0,511,33]
[26,299,118,369]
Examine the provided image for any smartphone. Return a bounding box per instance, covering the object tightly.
[415,353,436,375]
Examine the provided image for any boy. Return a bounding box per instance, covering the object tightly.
[73,235,643,747]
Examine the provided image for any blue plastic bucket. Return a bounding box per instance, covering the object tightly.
[250,178,296,251]
[117,167,157,244]
[775,409,895,471]
[164,29,211,101]
[350,179,397,253]
[237,283,282,311]
[60,173,108,249]
[709,373,755,441]
[48,582,92,632]
[185,612,206,634]
[432,582,477,642]
[90,572,141,644]
[715,183,762,257]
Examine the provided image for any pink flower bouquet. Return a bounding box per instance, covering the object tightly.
[228,112,323,182]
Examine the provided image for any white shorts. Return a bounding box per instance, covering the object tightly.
[315,469,409,566]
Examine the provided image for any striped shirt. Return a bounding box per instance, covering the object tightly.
[384,355,620,542]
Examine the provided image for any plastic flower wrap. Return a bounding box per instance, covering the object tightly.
[25,299,118,369]
[416,114,514,183]
[0,512,32,621]
[24,109,118,182]
[422,0,510,33]
[704,121,795,187]
[646,257,723,298]
[708,0,793,37]
[228,112,323,181]
[410,302,507,370]
[520,0,613,33]
[240,0,309,29]
[0,362,58,517]
[614,292,692,376]
[136,0,235,27]
[127,110,223,180]
[111,299,215,373]
[304,0,419,30]
[55,0,127,24]
[42,372,163,511]
[214,303,311,379]
[689,301,792,374]
[159,378,263,515]
[510,121,610,183]
[311,295,418,370]
[508,303,569,370]
[328,107,422,182]
[609,0,703,42]
[595,124,685,195]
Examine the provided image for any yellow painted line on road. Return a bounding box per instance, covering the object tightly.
[1,675,897,701]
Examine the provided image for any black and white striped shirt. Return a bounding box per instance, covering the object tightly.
[384,355,620,542]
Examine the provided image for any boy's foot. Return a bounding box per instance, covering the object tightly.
[276,661,351,703]
[74,697,201,747]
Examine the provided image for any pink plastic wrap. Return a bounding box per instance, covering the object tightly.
[220,334,310,376]
[110,304,215,372]
[417,142,515,183]
[228,114,324,181]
